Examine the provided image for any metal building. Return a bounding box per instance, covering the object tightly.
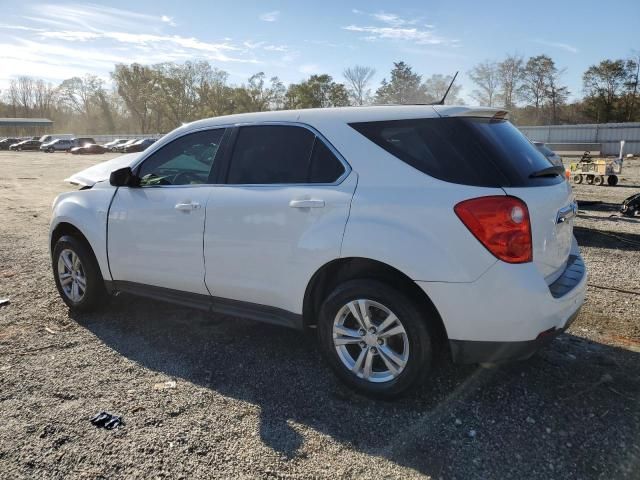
[0,118,53,137]
[519,122,640,156]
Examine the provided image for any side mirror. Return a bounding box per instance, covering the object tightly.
[109,167,139,187]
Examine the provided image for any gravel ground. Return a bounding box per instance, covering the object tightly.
[0,151,639,479]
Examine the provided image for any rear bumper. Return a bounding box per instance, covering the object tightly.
[418,241,587,364]
[449,307,581,364]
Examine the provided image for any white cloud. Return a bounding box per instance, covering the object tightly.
[534,39,578,53]
[372,12,406,27]
[344,24,457,46]
[343,10,457,47]
[259,10,280,22]
[161,15,176,27]
[243,40,288,52]
[38,30,101,42]
[29,4,165,32]
[0,4,301,88]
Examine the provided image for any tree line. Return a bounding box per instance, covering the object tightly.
[1,53,638,134]
[468,53,640,125]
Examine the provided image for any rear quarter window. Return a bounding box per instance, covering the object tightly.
[350,117,562,187]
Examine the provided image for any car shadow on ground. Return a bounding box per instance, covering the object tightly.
[574,225,640,251]
[71,298,640,478]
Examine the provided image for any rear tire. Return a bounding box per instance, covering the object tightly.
[586,175,594,185]
[573,174,583,184]
[317,279,434,399]
[607,175,619,186]
[52,235,107,312]
[594,175,604,186]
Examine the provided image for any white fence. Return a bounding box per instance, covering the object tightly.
[519,123,640,156]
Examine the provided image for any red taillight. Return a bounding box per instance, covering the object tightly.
[454,196,532,263]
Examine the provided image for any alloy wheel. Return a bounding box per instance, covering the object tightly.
[57,248,87,302]
[332,299,409,383]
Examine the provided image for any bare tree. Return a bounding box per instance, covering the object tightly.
[497,54,524,109]
[521,55,555,122]
[33,80,57,118]
[58,74,104,120]
[16,77,35,116]
[6,80,20,117]
[343,65,376,105]
[468,61,500,106]
[546,70,569,124]
[423,73,463,104]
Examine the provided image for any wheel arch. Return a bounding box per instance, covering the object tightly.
[303,257,448,342]
[50,221,90,252]
[50,221,107,282]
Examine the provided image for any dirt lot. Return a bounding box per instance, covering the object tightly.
[0,150,639,479]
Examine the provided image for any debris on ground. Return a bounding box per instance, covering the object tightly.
[0,298,9,308]
[90,412,124,430]
[153,380,177,390]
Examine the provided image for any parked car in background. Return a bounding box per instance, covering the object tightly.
[112,139,138,152]
[39,134,74,144]
[41,138,75,152]
[9,139,42,151]
[50,106,585,398]
[123,138,156,153]
[534,142,563,168]
[70,143,107,155]
[72,137,96,148]
[0,138,22,150]
[103,139,129,151]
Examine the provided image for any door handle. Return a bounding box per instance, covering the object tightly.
[175,201,201,211]
[289,199,325,208]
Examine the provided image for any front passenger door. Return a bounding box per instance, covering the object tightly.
[108,128,225,295]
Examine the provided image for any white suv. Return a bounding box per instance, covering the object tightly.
[50,106,586,397]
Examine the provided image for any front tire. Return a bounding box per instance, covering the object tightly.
[52,235,106,311]
[317,279,433,398]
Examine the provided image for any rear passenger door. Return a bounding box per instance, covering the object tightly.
[204,124,356,315]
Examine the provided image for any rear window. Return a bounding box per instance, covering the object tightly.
[536,144,555,157]
[350,117,561,187]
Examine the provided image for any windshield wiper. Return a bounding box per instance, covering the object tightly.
[529,165,565,178]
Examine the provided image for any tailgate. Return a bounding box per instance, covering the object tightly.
[503,181,576,283]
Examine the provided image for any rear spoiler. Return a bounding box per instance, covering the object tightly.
[433,106,509,120]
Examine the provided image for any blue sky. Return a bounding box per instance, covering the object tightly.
[0,1,638,103]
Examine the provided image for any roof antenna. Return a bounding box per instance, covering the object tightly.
[431,71,458,105]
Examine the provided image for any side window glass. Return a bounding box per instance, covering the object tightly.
[309,138,345,183]
[227,125,315,184]
[137,129,225,186]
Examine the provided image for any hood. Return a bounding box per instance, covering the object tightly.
[64,152,142,187]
